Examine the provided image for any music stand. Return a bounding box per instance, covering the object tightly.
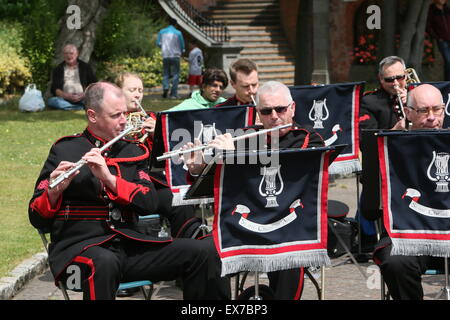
[149,112,166,170]
[360,129,387,221]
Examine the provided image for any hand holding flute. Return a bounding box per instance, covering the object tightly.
[48,125,136,190]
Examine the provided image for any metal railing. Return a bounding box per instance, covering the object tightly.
[165,0,230,44]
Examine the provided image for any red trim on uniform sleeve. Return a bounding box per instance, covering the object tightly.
[30,189,62,219]
[104,176,149,205]
[138,170,151,181]
[301,133,310,149]
[359,114,370,122]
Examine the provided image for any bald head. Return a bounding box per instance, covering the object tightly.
[405,84,445,130]
[407,84,443,108]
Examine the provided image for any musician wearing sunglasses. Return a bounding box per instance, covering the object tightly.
[182,81,324,300]
[28,82,230,300]
[359,56,409,132]
[367,84,446,300]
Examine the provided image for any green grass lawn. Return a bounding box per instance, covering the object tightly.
[0,95,181,278]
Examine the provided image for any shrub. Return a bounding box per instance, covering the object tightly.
[0,21,31,96]
[94,0,166,61]
[97,52,188,88]
[20,0,64,90]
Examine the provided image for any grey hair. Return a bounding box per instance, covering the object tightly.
[84,82,124,112]
[255,81,293,106]
[378,56,406,77]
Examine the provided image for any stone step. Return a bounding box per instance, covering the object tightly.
[227,25,281,31]
[251,57,295,64]
[228,37,286,44]
[209,7,278,15]
[259,72,295,81]
[259,66,295,73]
[241,43,290,54]
[211,13,279,20]
[257,61,295,68]
[207,0,294,85]
[218,19,280,25]
[229,29,282,37]
[241,49,294,56]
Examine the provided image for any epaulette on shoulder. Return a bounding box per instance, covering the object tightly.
[292,123,314,132]
[362,89,379,96]
[53,133,83,145]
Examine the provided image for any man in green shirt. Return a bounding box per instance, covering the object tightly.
[169,68,228,111]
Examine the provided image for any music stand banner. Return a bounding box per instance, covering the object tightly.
[378,130,450,257]
[289,82,364,175]
[213,148,335,277]
[408,81,450,128]
[159,105,254,206]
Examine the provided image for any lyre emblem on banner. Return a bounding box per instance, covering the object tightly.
[259,165,284,207]
[427,151,450,192]
[308,99,329,129]
[197,122,218,158]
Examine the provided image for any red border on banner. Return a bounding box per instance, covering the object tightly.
[378,135,450,241]
[213,151,330,259]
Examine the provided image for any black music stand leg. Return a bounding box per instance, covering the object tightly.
[328,219,368,280]
[355,171,371,263]
[249,272,262,300]
[191,203,211,239]
[432,258,450,300]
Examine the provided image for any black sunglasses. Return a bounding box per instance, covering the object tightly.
[259,105,290,116]
[383,74,406,83]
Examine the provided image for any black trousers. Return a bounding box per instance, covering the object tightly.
[155,187,200,238]
[70,236,230,300]
[268,268,305,299]
[375,242,444,300]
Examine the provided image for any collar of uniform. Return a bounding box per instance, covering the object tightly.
[84,127,109,149]
[233,95,251,106]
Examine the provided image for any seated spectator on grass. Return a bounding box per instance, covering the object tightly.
[47,44,97,110]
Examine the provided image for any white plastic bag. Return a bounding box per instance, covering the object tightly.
[19,84,45,112]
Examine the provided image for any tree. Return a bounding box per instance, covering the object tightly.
[52,0,111,64]
[395,0,430,73]
[294,0,313,85]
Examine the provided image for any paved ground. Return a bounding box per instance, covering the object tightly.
[10,175,450,300]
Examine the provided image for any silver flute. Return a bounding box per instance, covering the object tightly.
[156,123,292,161]
[48,125,136,189]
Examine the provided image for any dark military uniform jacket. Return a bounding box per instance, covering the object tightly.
[213,95,249,108]
[359,88,404,130]
[29,128,171,281]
